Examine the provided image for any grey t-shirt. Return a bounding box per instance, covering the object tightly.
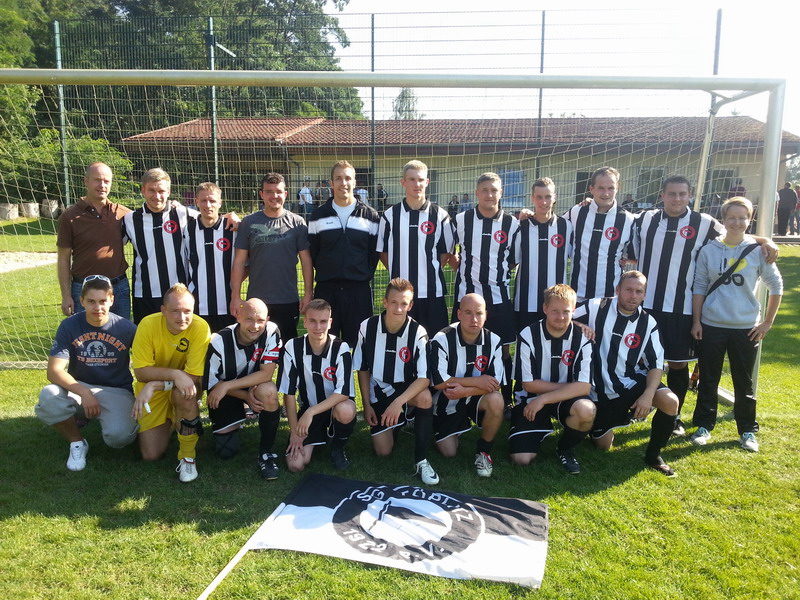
[50,312,137,390]
[235,210,310,304]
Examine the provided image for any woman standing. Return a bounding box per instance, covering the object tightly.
[689,197,783,452]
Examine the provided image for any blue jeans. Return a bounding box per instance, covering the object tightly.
[71,276,131,320]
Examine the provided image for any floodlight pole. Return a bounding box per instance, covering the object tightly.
[534,11,545,180]
[370,14,377,204]
[53,21,70,207]
[207,17,220,184]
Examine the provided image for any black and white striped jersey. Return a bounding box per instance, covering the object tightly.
[633,208,723,315]
[513,320,592,405]
[277,334,354,409]
[513,215,573,313]
[377,200,455,299]
[453,208,519,304]
[123,203,197,298]
[573,297,664,400]
[565,202,634,300]
[185,216,236,317]
[205,320,282,390]
[428,323,505,416]
[353,313,429,404]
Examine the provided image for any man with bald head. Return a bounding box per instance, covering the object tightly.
[57,162,131,318]
[428,293,506,477]
[204,298,283,479]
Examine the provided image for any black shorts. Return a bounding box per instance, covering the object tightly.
[433,395,484,442]
[409,296,449,336]
[515,310,545,334]
[452,298,516,345]
[314,280,373,347]
[368,392,413,436]
[132,295,163,324]
[647,309,696,363]
[508,397,585,454]
[208,394,248,432]
[297,406,335,446]
[591,378,667,439]
[266,302,300,342]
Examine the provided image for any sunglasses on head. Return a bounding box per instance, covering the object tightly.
[82,274,112,288]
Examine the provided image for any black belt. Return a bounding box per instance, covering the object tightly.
[73,274,127,285]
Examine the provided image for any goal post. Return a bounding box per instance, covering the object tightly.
[0,67,786,233]
[0,67,788,377]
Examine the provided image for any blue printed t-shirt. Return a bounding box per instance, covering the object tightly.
[50,312,137,390]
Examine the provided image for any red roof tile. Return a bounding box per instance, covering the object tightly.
[122,116,800,147]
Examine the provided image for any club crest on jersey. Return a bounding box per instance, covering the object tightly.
[624,333,641,349]
[163,219,179,234]
[216,238,231,251]
[550,233,565,248]
[493,230,508,244]
[323,366,336,381]
[419,221,435,235]
[680,225,696,239]
[604,226,620,241]
[398,346,411,363]
[474,355,489,372]
[177,337,190,352]
[332,483,482,563]
[561,349,575,366]
[251,348,264,362]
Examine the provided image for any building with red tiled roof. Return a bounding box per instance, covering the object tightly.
[121,116,800,211]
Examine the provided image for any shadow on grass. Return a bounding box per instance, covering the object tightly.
[0,408,668,535]
[0,217,58,237]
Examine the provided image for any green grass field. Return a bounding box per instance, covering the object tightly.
[0,237,798,599]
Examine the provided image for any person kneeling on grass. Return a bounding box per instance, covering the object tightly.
[573,271,680,477]
[428,293,505,478]
[131,284,211,483]
[354,278,440,486]
[277,299,357,472]
[689,196,783,453]
[204,299,283,479]
[509,284,595,474]
[36,275,138,471]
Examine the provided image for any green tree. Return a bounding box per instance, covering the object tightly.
[0,1,43,137]
[0,128,135,204]
[392,87,424,120]
[45,0,363,143]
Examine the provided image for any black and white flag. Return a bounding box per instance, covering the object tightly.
[246,474,548,588]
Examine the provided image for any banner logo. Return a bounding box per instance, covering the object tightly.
[332,484,483,563]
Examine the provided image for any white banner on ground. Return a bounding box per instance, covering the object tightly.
[245,473,548,588]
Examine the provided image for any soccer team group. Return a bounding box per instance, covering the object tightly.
[37,159,783,484]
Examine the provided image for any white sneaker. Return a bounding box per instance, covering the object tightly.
[740,432,759,452]
[689,427,711,446]
[415,459,440,486]
[474,452,493,477]
[66,439,89,471]
[176,457,198,483]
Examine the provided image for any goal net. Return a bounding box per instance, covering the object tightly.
[0,8,790,366]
